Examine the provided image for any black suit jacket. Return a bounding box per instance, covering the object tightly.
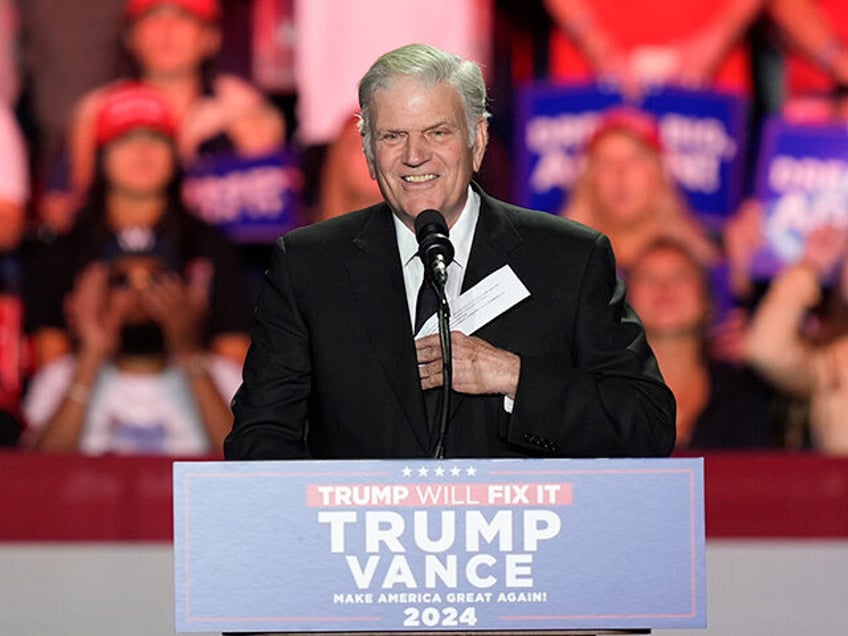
[225,188,675,460]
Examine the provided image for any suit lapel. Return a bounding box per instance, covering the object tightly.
[344,205,432,452]
[450,189,525,420]
[342,193,526,451]
[462,197,520,290]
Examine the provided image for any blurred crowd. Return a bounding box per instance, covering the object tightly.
[3,0,848,456]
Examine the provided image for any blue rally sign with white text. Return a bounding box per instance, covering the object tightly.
[181,148,303,244]
[514,82,747,228]
[751,116,848,279]
[173,457,706,632]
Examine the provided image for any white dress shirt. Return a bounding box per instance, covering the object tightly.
[393,187,480,331]
[392,188,514,412]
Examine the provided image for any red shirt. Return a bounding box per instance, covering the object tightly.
[786,0,848,96]
[548,0,751,94]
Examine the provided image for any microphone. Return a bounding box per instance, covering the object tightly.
[414,210,454,459]
[415,210,454,286]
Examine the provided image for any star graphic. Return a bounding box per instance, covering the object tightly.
[465,466,477,476]
[418,466,429,477]
[434,466,446,477]
[401,466,412,477]
[450,466,462,477]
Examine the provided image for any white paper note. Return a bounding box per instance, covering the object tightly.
[415,265,531,338]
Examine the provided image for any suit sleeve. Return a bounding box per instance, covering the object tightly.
[224,237,312,460]
[506,234,676,457]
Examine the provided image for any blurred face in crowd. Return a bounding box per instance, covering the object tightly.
[127,5,220,78]
[0,200,24,252]
[366,76,487,230]
[585,130,664,228]
[627,244,709,339]
[108,255,171,355]
[338,118,382,203]
[109,255,169,321]
[103,130,175,198]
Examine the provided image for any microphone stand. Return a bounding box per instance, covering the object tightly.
[430,276,452,459]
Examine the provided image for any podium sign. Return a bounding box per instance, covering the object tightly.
[173,458,705,633]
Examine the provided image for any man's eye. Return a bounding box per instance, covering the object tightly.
[429,129,449,139]
[380,132,403,143]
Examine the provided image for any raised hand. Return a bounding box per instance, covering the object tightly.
[142,271,207,356]
[64,262,128,361]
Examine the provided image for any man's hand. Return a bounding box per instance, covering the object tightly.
[415,332,521,399]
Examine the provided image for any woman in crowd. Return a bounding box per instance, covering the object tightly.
[628,238,785,449]
[24,82,253,370]
[745,226,848,453]
[560,107,718,272]
[56,0,284,232]
[314,113,383,223]
[21,227,242,455]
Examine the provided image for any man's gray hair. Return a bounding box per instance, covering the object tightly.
[357,43,490,162]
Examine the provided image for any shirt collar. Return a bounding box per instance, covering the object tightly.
[394,185,480,270]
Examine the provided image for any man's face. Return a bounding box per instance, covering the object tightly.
[366,76,487,230]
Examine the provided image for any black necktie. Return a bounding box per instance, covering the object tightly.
[414,274,439,335]
[414,273,441,434]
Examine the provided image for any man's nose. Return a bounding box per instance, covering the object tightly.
[403,132,429,165]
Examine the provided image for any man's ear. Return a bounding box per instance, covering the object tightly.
[363,140,377,180]
[471,118,489,172]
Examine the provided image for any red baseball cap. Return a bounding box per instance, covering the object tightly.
[95,83,178,147]
[124,0,222,22]
[586,107,663,154]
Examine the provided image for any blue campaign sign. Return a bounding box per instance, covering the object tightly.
[514,82,748,228]
[514,83,620,216]
[752,116,848,279]
[182,148,304,244]
[174,457,705,633]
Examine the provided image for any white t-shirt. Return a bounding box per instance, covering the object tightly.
[22,355,242,455]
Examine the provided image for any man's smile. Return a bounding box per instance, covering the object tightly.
[402,174,438,183]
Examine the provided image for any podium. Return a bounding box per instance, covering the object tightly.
[173,458,705,634]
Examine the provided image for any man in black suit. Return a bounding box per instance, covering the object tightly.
[224,43,675,461]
